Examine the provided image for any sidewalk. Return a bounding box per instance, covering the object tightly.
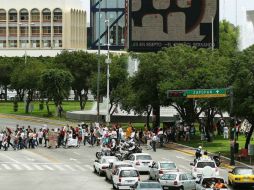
[164,142,251,170]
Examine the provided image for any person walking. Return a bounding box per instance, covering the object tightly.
[223,125,229,139]
[151,133,158,152]
[0,131,3,149]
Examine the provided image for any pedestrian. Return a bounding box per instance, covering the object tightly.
[151,133,158,152]
[223,125,229,139]
[38,128,43,146]
[146,131,152,150]
[0,131,3,149]
[158,128,164,147]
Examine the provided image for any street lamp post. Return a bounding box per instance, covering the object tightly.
[96,0,101,123]
[105,19,111,124]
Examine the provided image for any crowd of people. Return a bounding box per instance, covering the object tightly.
[0,121,198,152]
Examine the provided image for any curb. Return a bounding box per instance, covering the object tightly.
[165,142,248,170]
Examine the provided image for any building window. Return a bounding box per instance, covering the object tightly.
[20,40,29,48]
[42,26,51,36]
[9,40,17,47]
[31,40,40,48]
[9,9,17,22]
[9,27,17,36]
[20,27,28,36]
[0,27,6,36]
[0,40,6,48]
[20,9,29,22]
[42,9,51,22]
[53,8,62,22]
[0,9,6,22]
[43,40,51,48]
[31,9,40,22]
[54,26,62,36]
[54,39,62,47]
[31,26,40,36]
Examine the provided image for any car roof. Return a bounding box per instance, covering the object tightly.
[157,161,175,164]
[113,161,132,165]
[101,156,117,159]
[118,167,137,171]
[234,166,253,170]
[163,171,188,175]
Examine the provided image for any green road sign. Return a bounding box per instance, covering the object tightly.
[184,88,228,98]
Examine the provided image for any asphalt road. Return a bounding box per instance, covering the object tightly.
[0,114,248,190]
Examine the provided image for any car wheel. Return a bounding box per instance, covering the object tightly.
[179,186,184,190]
[98,169,102,176]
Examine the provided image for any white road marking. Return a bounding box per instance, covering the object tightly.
[64,164,76,171]
[1,154,20,163]
[2,164,11,170]
[24,157,35,161]
[11,164,22,170]
[22,164,34,171]
[33,164,44,171]
[54,165,66,171]
[74,164,86,171]
[84,164,93,171]
[43,165,54,171]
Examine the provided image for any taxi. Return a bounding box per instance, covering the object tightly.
[228,166,254,187]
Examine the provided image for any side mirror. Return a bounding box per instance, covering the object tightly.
[94,160,99,163]
[190,163,194,166]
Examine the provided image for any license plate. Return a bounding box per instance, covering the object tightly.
[126,180,133,183]
[163,187,169,190]
[143,163,148,165]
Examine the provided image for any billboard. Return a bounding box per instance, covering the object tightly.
[129,0,219,51]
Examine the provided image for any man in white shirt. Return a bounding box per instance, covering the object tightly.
[223,126,229,139]
[37,128,43,146]
[151,133,158,152]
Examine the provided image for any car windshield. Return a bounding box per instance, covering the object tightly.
[105,158,117,163]
[160,163,176,169]
[116,164,132,169]
[136,155,152,160]
[120,170,139,177]
[160,174,177,180]
[235,168,254,175]
[140,182,161,188]
[197,162,215,168]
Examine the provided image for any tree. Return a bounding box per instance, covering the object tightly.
[10,59,44,113]
[231,45,254,148]
[54,51,97,110]
[40,69,73,116]
[0,57,15,100]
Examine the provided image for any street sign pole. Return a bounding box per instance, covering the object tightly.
[229,86,235,166]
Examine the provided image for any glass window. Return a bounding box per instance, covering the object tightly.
[20,27,28,36]
[196,162,215,168]
[140,183,161,189]
[9,27,17,36]
[0,40,6,48]
[20,40,29,48]
[0,9,6,22]
[31,40,40,48]
[53,9,62,22]
[0,27,6,36]
[54,26,62,35]
[160,163,177,169]
[42,9,51,22]
[136,155,152,160]
[43,40,51,48]
[120,170,139,177]
[31,27,40,36]
[235,168,254,175]
[9,40,17,47]
[31,9,40,22]
[9,9,17,22]
[180,174,188,181]
[42,26,51,35]
[54,39,62,48]
[20,9,29,22]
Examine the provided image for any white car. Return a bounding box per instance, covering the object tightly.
[196,176,228,190]
[149,161,178,181]
[105,161,133,182]
[93,156,118,176]
[159,172,196,190]
[129,153,153,172]
[190,158,219,178]
[112,167,140,190]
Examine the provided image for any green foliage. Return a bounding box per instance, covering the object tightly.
[40,69,73,106]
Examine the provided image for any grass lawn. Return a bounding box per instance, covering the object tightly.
[180,132,247,157]
[0,100,94,119]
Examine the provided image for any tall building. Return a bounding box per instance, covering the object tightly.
[90,0,127,50]
[0,0,87,50]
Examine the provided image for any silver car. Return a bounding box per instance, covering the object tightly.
[149,161,178,181]
[105,161,133,182]
[159,172,196,190]
[131,181,162,190]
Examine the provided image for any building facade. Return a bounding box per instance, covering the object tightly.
[0,0,87,49]
[90,0,127,50]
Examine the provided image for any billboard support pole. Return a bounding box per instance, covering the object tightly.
[212,16,214,51]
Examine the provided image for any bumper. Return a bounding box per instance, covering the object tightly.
[162,186,181,190]
[117,183,135,189]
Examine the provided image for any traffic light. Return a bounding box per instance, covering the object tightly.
[167,90,186,98]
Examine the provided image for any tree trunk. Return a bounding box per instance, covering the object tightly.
[245,120,254,149]
[152,104,160,130]
[74,90,79,101]
[25,100,30,114]
[146,107,152,130]
[46,100,50,116]
[4,85,7,101]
